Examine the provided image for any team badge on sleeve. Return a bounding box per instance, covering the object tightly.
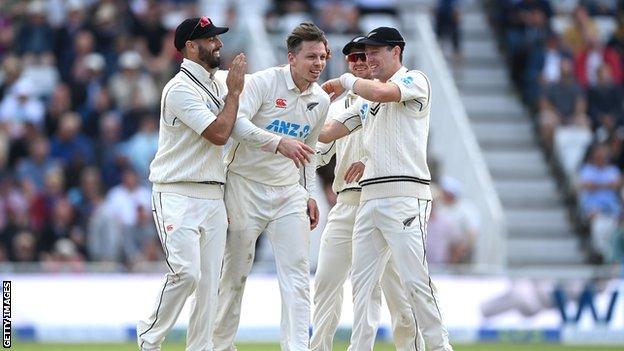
[401,76,414,87]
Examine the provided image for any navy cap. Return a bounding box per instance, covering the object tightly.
[359,27,405,47]
[174,16,229,51]
[342,36,366,55]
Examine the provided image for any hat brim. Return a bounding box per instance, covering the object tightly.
[195,26,229,40]
[342,42,365,55]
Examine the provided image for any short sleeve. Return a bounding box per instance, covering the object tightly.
[334,98,363,132]
[390,70,430,107]
[166,85,217,135]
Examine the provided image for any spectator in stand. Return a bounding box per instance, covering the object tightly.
[578,144,622,259]
[316,1,361,34]
[108,50,158,114]
[72,53,107,135]
[121,114,158,184]
[0,55,22,98]
[94,112,125,189]
[538,57,590,152]
[38,197,86,260]
[574,32,623,88]
[525,33,572,106]
[426,204,462,265]
[104,166,150,229]
[54,0,88,82]
[435,0,462,60]
[44,83,73,136]
[69,29,97,88]
[67,166,104,229]
[0,79,45,141]
[16,0,55,57]
[436,176,480,263]
[607,14,624,66]
[587,65,624,138]
[11,230,37,262]
[15,135,60,192]
[122,202,157,269]
[29,166,65,233]
[562,5,599,56]
[49,112,95,188]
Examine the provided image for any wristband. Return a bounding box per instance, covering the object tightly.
[340,73,359,91]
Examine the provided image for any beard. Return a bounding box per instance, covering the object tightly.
[198,45,220,69]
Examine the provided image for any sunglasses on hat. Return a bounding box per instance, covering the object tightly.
[346,52,367,62]
[186,16,210,43]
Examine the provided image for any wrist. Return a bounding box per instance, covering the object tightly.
[339,73,358,91]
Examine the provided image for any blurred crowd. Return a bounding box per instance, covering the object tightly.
[0,0,220,271]
[491,0,624,263]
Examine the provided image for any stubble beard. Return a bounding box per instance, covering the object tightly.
[198,45,220,69]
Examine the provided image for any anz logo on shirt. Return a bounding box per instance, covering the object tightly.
[266,119,311,139]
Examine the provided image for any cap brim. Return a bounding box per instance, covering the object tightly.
[341,42,365,55]
[196,26,229,39]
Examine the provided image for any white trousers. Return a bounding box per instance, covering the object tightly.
[349,197,453,351]
[137,191,228,351]
[312,200,425,351]
[214,172,311,351]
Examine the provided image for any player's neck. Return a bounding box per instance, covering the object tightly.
[290,68,312,92]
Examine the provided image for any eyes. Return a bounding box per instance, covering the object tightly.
[306,54,327,61]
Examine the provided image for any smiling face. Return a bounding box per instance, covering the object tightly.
[346,50,371,79]
[364,44,401,81]
[288,40,328,89]
[194,36,223,69]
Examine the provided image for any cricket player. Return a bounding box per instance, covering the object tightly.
[319,27,454,351]
[137,17,246,351]
[312,36,424,351]
[213,22,330,351]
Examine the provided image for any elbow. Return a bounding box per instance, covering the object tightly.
[212,135,229,146]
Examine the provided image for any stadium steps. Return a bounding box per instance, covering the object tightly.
[438,3,585,266]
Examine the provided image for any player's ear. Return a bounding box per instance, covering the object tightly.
[287,52,295,65]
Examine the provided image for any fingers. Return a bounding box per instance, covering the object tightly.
[300,143,314,154]
[308,201,319,230]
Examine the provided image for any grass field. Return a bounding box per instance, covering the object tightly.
[13,343,624,351]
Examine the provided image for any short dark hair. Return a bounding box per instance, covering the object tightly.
[386,44,404,62]
[286,22,330,57]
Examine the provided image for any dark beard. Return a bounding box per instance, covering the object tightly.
[198,45,220,69]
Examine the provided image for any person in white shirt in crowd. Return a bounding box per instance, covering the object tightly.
[436,176,479,263]
[213,22,330,351]
[137,16,247,351]
[319,27,454,351]
[312,36,423,351]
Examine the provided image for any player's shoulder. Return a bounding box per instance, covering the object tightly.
[310,83,331,105]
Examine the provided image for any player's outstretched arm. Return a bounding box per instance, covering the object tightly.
[201,53,246,145]
[318,120,350,143]
[338,74,401,103]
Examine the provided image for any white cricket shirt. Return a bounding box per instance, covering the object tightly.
[335,66,432,201]
[149,59,227,199]
[317,90,365,196]
[226,65,330,196]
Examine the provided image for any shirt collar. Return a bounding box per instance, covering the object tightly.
[181,58,218,82]
[281,65,314,96]
[389,66,409,82]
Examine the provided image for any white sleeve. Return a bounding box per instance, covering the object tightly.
[231,73,281,152]
[315,140,336,168]
[334,99,363,132]
[390,70,430,110]
[167,85,216,135]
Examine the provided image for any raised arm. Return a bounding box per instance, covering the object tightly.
[201,53,246,145]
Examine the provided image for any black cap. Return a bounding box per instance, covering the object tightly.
[359,27,405,47]
[342,36,366,55]
[174,16,229,51]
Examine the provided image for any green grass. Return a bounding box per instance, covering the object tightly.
[11,343,624,351]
